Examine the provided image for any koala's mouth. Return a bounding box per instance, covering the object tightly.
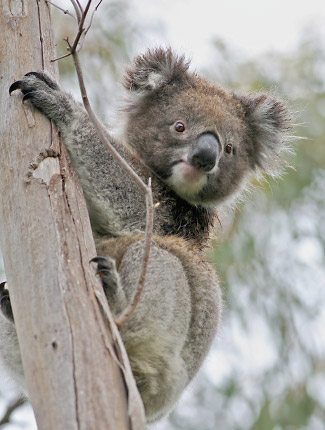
[165,160,208,198]
[177,160,205,182]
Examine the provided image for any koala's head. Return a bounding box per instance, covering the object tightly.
[122,48,291,207]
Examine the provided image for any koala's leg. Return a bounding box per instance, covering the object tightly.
[0,282,13,322]
[0,283,26,394]
[105,239,191,421]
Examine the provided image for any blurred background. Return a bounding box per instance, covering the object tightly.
[1,0,325,428]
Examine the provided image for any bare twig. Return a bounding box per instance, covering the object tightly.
[54,0,154,326]
[84,0,103,36]
[70,0,82,21]
[52,53,72,62]
[69,42,151,196]
[70,46,154,325]
[115,180,154,328]
[51,1,94,61]
[0,398,25,428]
[69,1,92,54]
[46,1,76,20]
[74,0,83,12]
[77,0,103,58]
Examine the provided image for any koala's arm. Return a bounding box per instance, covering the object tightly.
[9,72,139,237]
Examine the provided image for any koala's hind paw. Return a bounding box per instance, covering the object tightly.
[90,256,121,298]
[0,282,14,322]
[90,256,127,314]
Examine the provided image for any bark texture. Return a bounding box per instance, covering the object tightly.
[0,1,145,429]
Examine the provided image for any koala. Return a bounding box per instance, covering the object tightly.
[2,48,291,423]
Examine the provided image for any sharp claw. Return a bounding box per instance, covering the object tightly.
[0,281,7,292]
[9,80,23,95]
[89,256,108,264]
[22,92,33,103]
[25,71,40,78]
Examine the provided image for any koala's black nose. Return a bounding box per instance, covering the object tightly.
[188,133,219,172]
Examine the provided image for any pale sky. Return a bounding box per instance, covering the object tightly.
[132,0,325,66]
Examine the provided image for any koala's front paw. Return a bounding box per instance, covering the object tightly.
[9,72,68,124]
[0,282,14,322]
[90,256,121,298]
[9,71,60,100]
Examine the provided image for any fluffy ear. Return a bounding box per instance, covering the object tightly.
[238,93,292,177]
[124,47,193,94]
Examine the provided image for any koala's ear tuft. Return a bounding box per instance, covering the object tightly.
[124,47,193,94]
[238,93,293,177]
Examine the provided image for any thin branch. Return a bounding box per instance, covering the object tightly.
[70,0,82,21]
[115,180,154,328]
[58,1,154,326]
[51,51,72,62]
[84,0,103,36]
[69,0,92,54]
[70,48,151,195]
[78,0,102,54]
[74,0,83,13]
[0,398,25,428]
[63,1,152,193]
[46,1,76,20]
[77,0,103,51]
[50,0,94,62]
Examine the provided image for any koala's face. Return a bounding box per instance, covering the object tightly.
[123,48,291,207]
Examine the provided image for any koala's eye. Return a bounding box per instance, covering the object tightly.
[225,143,233,154]
[174,121,186,133]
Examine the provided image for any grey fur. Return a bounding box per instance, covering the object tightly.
[0,283,26,394]
[2,48,291,422]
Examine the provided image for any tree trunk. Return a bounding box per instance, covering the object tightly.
[0,1,145,429]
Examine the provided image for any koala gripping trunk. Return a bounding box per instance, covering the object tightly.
[0,2,145,429]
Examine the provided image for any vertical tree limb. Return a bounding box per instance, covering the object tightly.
[0,1,145,429]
